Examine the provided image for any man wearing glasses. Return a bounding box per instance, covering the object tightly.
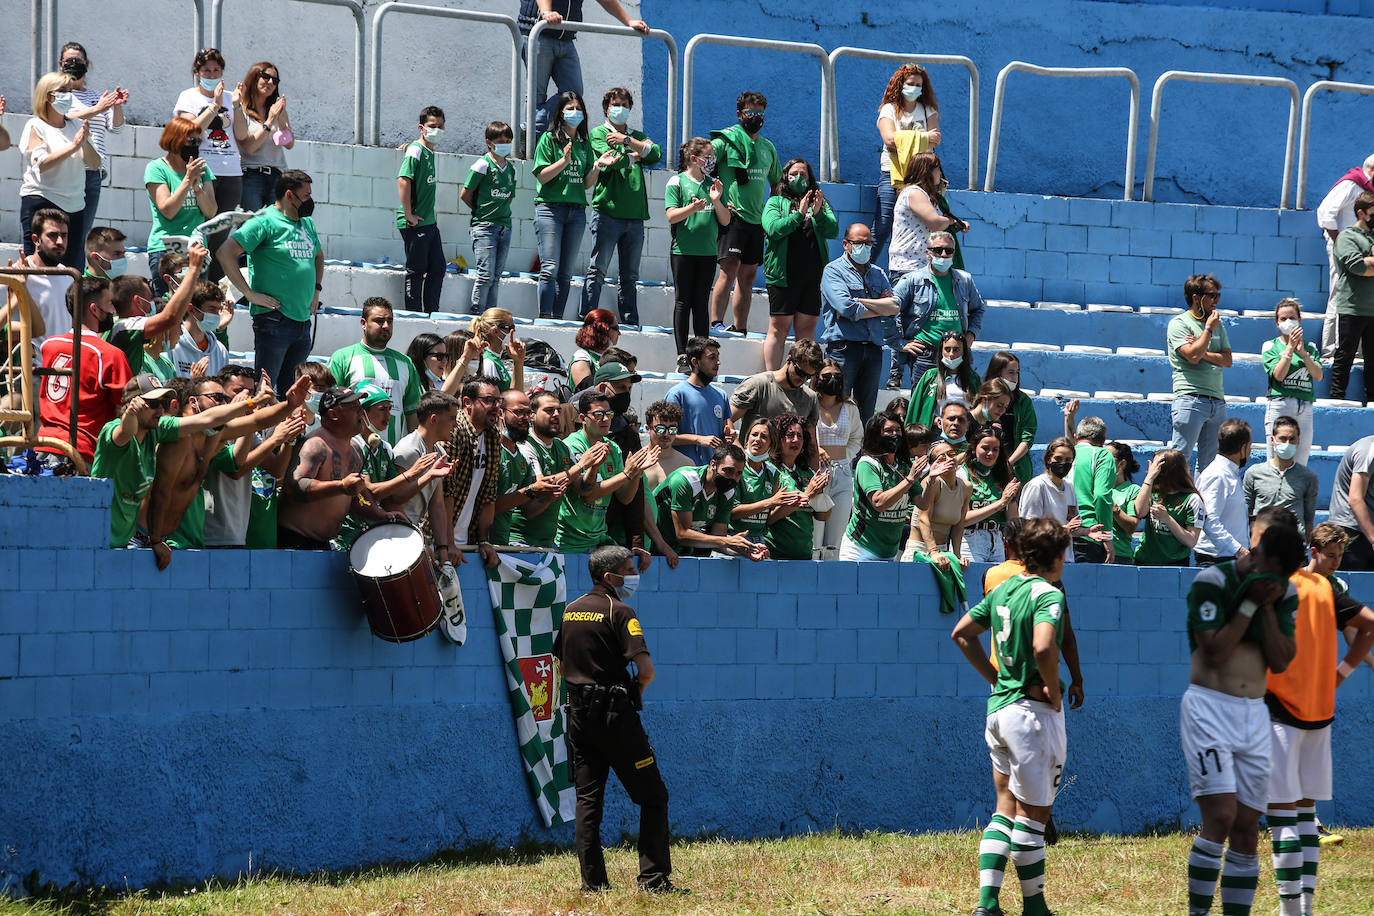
[818,223,901,424]
[889,230,985,390]
[730,338,824,444]
[1168,273,1233,474]
[556,389,658,554]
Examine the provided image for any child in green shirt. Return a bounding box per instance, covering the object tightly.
[462,121,517,316]
[397,105,446,314]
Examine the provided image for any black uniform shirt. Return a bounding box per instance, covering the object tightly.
[555,583,649,686]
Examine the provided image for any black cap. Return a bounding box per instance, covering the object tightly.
[319,386,362,411]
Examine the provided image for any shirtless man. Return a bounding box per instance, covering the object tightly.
[277,386,380,549]
[1180,521,1305,916]
[144,371,312,568]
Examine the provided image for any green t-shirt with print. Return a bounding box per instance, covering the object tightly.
[144,157,217,253]
[91,415,182,548]
[966,462,1008,528]
[533,131,593,207]
[396,140,438,229]
[1110,482,1141,560]
[1261,336,1321,402]
[1134,490,1204,567]
[651,464,737,556]
[664,172,720,257]
[463,153,517,227]
[334,437,399,552]
[1187,560,1298,651]
[490,443,535,546]
[846,455,913,559]
[731,460,780,537]
[1166,311,1230,399]
[106,316,150,376]
[512,436,575,547]
[556,430,624,552]
[968,574,1067,715]
[764,463,817,560]
[233,206,321,323]
[245,465,280,549]
[481,348,513,391]
[166,444,238,550]
[915,272,963,346]
[588,123,661,220]
[709,124,781,225]
[325,343,424,447]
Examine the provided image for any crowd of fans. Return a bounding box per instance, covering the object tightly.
[5,34,1374,580]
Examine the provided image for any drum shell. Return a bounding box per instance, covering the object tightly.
[350,561,442,642]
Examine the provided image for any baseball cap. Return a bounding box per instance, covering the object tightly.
[122,374,174,401]
[353,380,392,407]
[319,386,363,411]
[592,361,641,385]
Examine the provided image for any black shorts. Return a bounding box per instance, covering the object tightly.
[767,282,822,317]
[717,215,765,266]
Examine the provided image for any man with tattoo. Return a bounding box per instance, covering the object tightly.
[278,386,384,549]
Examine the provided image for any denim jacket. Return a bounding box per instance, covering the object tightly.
[819,255,903,348]
[892,267,986,342]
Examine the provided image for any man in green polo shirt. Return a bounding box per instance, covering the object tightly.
[90,375,181,548]
[326,296,423,447]
[398,105,446,314]
[1329,190,1374,404]
[217,168,324,394]
[462,120,517,316]
[555,389,656,554]
[651,444,767,560]
[1167,273,1232,473]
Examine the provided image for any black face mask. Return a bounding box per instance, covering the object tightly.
[96,310,115,334]
[741,114,764,134]
[1048,460,1073,478]
[881,434,902,453]
[815,375,843,396]
[179,141,201,161]
[293,194,316,219]
[61,58,88,80]
[608,391,632,417]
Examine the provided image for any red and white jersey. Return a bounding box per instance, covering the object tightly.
[37,331,133,462]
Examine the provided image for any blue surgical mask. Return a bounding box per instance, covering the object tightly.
[199,76,219,92]
[562,109,584,129]
[1273,441,1297,461]
[849,243,871,265]
[930,255,954,272]
[942,355,963,370]
[901,84,921,101]
[198,311,220,334]
[942,432,966,446]
[304,391,323,433]
[607,104,629,124]
[51,92,76,116]
[612,573,639,599]
[426,368,444,386]
[104,256,128,278]
[493,142,513,157]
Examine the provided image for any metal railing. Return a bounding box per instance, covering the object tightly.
[212,0,364,144]
[1144,70,1300,208]
[984,62,1139,200]
[683,33,832,179]
[826,48,979,187]
[526,20,679,162]
[371,3,520,148]
[1296,80,1374,210]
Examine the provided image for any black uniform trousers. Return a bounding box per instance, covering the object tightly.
[565,704,671,890]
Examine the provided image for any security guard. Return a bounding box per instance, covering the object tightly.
[554,545,679,894]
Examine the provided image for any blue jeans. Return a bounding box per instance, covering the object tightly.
[241,167,280,212]
[872,176,897,265]
[253,311,314,395]
[400,223,446,313]
[1170,394,1227,474]
[523,33,583,136]
[580,211,644,324]
[470,222,511,315]
[827,339,884,424]
[534,202,586,319]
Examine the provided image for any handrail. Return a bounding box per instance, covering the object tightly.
[1295,80,1374,210]
[30,0,42,88]
[1144,70,1300,209]
[45,0,56,83]
[525,20,679,163]
[683,33,832,179]
[371,3,520,148]
[212,0,364,144]
[826,48,979,188]
[193,0,204,58]
[985,61,1139,200]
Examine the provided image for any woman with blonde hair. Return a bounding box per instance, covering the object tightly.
[901,438,969,566]
[469,307,525,392]
[19,71,100,258]
[1132,449,1205,566]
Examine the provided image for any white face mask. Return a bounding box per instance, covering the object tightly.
[901,84,921,101]
[942,355,964,370]
[1003,376,1019,391]
[51,91,75,116]
[1277,318,1300,337]
[1273,441,1297,461]
[424,126,444,144]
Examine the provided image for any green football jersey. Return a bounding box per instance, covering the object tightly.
[325,343,424,446]
[968,574,1067,715]
[556,430,624,553]
[511,436,574,547]
[731,459,780,537]
[846,455,913,559]
[651,464,737,556]
[397,140,437,228]
[1186,561,1299,652]
[764,462,817,560]
[490,443,535,546]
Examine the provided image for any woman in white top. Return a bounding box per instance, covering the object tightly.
[174,47,249,217]
[873,64,940,262]
[813,357,864,553]
[18,71,100,259]
[1018,436,1109,564]
[889,152,961,281]
[238,60,294,212]
[58,42,127,270]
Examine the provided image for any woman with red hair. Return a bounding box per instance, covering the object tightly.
[873,63,940,260]
[143,116,217,297]
[569,308,620,390]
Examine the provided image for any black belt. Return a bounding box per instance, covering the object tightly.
[970,520,1001,532]
[244,166,281,176]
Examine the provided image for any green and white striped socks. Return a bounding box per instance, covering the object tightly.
[977,813,1014,911]
[1269,807,1303,916]
[1296,804,1319,916]
[1009,816,1050,916]
[1219,848,1258,915]
[1187,835,1224,915]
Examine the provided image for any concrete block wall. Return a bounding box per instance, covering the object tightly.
[4,475,1374,891]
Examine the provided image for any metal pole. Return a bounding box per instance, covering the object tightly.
[31,0,42,88]
[983,64,1011,192]
[46,0,57,75]
[1296,80,1374,209]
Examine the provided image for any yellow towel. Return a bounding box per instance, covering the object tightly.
[889,129,933,186]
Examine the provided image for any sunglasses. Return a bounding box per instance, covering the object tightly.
[586,409,616,420]
[817,373,842,382]
[261,74,280,83]
[928,246,955,256]
[652,425,679,435]
[427,350,447,360]
[199,392,232,404]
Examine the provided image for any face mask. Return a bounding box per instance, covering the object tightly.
[607,104,629,124]
[1273,441,1297,461]
[848,243,871,265]
[941,432,966,446]
[304,391,323,433]
[426,368,444,386]
[901,84,921,101]
[199,76,219,92]
[51,92,75,116]
[930,256,954,272]
[562,109,584,129]
[608,391,632,416]
[102,256,128,278]
[699,155,716,174]
[741,114,764,133]
[881,433,902,453]
[180,140,202,161]
[815,375,843,396]
[293,194,315,219]
[941,355,963,370]
[423,126,444,144]
[96,310,115,335]
[610,573,639,599]
[1003,377,1019,391]
[1277,318,1300,336]
[61,58,88,80]
[971,457,994,474]
[493,142,513,157]
[789,175,809,194]
[197,311,220,334]
[1049,460,1073,478]
[364,412,387,436]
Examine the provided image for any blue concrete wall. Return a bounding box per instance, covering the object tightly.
[4,476,1374,893]
[647,0,1374,208]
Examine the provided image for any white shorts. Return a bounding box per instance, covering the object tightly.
[1268,721,1333,803]
[838,534,891,562]
[1180,684,1272,811]
[985,698,1067,807]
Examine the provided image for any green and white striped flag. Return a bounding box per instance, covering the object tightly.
[486,551,575,827]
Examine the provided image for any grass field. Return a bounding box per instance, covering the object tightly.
[7,828,1374,916]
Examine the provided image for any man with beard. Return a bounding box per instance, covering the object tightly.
[490,388,567,545]
[19,209,75,345]
[35,276,131,470]
[277,385,379,551]
[326,296,423,446]
[510,390,605,548]
[443,375,501,568]
[664,336,731,466]
[556,389,659,554]
[1168,273,1233,473]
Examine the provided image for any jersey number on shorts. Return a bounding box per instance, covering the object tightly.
[1196,748,1222,775]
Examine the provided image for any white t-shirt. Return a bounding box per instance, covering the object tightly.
[452,432,488,545]
[27,274,76,349]
[19,117,88,211]
[877,101,932,173]
[393,430,441,528]
[173,88,243,177]
[1018,472,1079,563]
[204,430,269,546]
[889,184,933,274]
